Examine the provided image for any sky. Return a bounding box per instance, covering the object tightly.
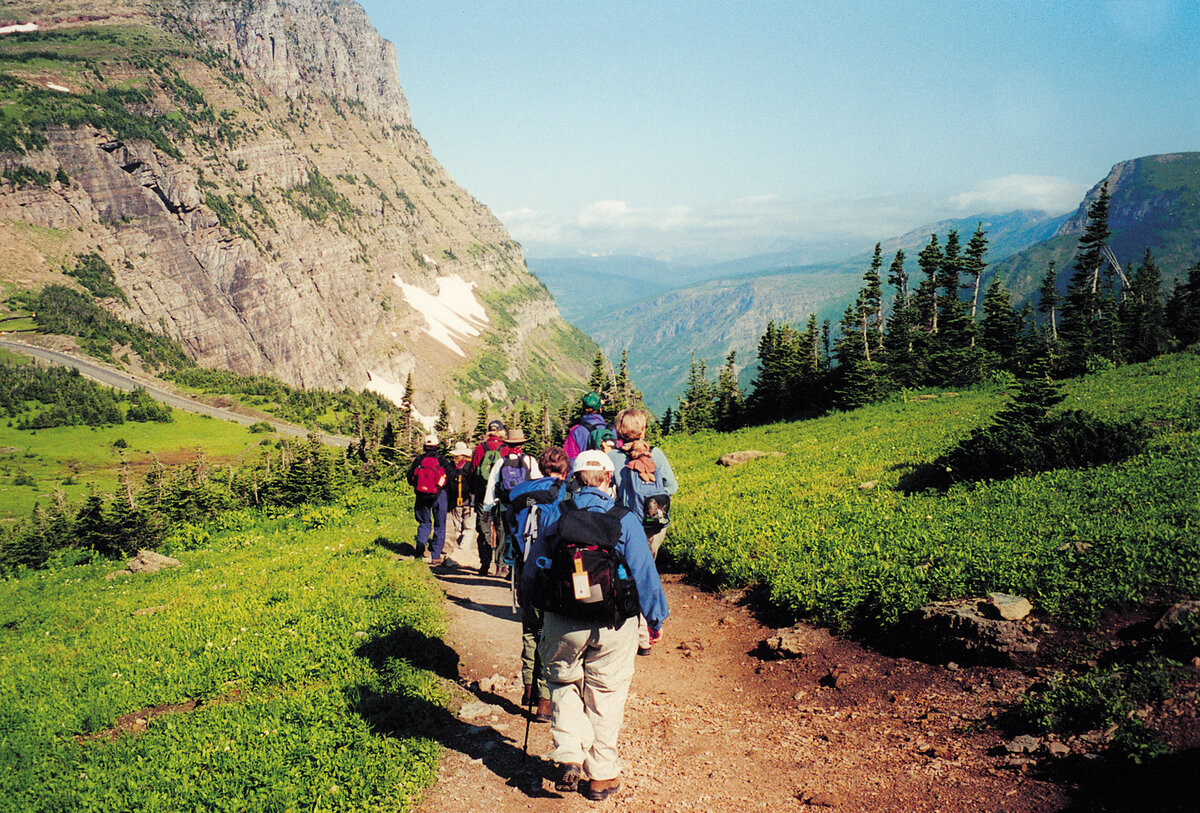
[358,0,1200,262]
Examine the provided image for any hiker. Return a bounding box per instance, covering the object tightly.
[471,420,508,576]
[608,408,678,655]
[406,434,450,564]
[507,445,571,723]
[482,427,542,578]
[563,391,610,461]
[443,440,475,566]
[520,449,668,802]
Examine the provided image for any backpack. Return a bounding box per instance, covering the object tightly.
[564,414,610,460]
[413,456,444,495]
[530,502,641,628]
[512,479,565,562]
[475,441,504,494]
[619,447,672,531]
[496,454,530,503]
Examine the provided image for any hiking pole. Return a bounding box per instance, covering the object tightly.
[521,646,541,762]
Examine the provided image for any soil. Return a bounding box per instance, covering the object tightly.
[411,542,1118,813]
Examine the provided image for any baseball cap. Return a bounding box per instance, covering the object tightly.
[573,449,614,475]
[487,419,505,433]
[582,391,602,410]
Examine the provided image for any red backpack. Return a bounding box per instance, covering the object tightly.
[413,456,444,495]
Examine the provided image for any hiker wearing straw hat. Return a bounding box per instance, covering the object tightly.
[482,427,542,578]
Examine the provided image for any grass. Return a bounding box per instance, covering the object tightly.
[661,351,1200,630]
[0,410,270,522]
[0,487,443,812]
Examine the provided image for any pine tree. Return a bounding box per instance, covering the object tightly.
[676,353,715,432]
[471,401,489,442]
[962,223,989,323]
[883,249,919,388]
[1036,261,1061,345]
[928,230,980,386]
[434,397,451,441]
[1120,248,1170,362]
[400,373,416,453]
[979,278,1021,373]
[1166,259,1200,347]
[916,234,942,335]
[588,351,609,394]
[1060,184,1112,372]
[714,351,744,430]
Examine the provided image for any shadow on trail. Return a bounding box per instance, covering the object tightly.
[350,612,561,799]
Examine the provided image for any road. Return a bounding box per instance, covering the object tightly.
[0,337,354,448]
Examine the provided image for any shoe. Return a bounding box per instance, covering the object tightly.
[414,546,426,559]
[478,565,489,577]
[637,646,652,656]
[496,565,510,578]
[585,777,620,801]
[555,762,584,792]
[520,684,533,706]
[535,698,552,722]
[429,557,444,566]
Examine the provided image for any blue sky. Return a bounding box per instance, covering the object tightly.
[359,0,1200,262]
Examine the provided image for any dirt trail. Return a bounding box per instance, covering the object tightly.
[414,542,1071,813]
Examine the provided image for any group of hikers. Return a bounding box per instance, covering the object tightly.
[405,393,677,801]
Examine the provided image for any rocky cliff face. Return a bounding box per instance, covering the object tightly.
[0,0,592,418]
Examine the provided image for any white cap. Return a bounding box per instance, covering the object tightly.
[573,449,614,475]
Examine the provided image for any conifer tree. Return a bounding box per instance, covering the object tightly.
[660,407,674,436]
[962,223,989,323]
[928,230,980,385]
[979,278,1021,373]
[587,350,610,398]
[1120,248,1170,362]
[471,401,489,442]
[1166,259,1200,347]
[916,234,942,335]
[1036,261,1061,345]
[400,373,416,453]
[380,420,397,462]
[714,351,744,430]
[1060,184,1112,372]
[883,249,920,388]
[676,353,715,432]
[434,397,451,442]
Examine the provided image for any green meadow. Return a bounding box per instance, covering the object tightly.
[0,487,444,812]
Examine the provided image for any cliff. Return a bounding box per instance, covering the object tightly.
[0,0,593,418]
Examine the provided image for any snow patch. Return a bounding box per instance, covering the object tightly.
[45,82,70,93]
[393,273,489,356]
[0,23,38,35]
[363,371,435,430]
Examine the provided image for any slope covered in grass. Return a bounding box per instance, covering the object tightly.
[661,352,1200,630]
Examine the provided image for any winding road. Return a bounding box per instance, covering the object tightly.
[0,337,354,447]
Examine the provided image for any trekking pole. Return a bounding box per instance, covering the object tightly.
[521,647,541,762]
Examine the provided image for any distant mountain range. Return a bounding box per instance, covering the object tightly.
[532,153,1200,413]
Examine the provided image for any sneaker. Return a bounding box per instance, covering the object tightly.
[637,646,652,656]
[555,763,584,793]
[585,777,620,801]
[535,698,552,723]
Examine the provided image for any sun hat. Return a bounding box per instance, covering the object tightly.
[573,449,614,475]
[423,434,439,448]
[449,441,471,457]
[505,427,527,445]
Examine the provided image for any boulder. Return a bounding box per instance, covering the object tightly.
[1154,599,1200,631]
[986,592,1033,621]
[911,597,1039,665]
[763,626,810,658]
[717,450,785,467]
[127,550,182,574]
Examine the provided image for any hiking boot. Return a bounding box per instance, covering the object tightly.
[535,698,552,722]
[520,684,534,706]
[555,762,584,792]
[637,646,652,656]
[585,777,620,801]
[429,557,444,567]
[477,564,489,576]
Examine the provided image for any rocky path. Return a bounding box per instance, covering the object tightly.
[414,544,1072,813]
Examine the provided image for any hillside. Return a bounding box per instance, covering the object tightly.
[988,152,1200,304]
[0,0,594,423]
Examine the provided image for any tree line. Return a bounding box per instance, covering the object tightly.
[668,185,1200,432]
[1,360,171,428]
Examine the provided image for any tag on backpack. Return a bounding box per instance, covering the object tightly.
[572,553,590,600]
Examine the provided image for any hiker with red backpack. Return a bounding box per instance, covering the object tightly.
[406,434,451,564]
[471,420,508,576]
[608,408,678,656]
[563,391,610,461]
[519,450,668,802]
[482,427,542,578]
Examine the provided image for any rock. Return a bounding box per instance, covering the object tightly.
[457,701,500,721]
[764,626,809,658]
[126,550,182,574]
[717,450,784,467]
[1154,600,1200,631]
[986,592,1033,621]
[911,597,1040,666]
[1004,734,1042,754]
[132,605,168,617]
[857,480,878,490]
[1046,741,1071,758]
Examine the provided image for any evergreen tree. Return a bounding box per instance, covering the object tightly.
[1036,261,1061,345]
[1120,248,1170,362]
[1060,184,1112,372]
[400,373,416,453]
[434,397,451,442]
[714,351,744,430]
[979,278,1021,373]
[928,230,980,386]
[471,401,489,442]
[660,407,674,436]
[1166,259,1200,347]
[915,234,942,335]
[962,223,989,324]
[676,353,715,432]
[588,351,609,395]
[883,249,920,388]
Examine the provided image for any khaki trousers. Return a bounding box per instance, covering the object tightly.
[539,611,639,781]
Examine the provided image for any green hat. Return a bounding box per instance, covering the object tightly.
[582,391,602,410]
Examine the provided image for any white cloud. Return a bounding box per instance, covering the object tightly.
[948,175,1086,214]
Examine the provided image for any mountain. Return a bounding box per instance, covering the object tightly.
[987,153,1200,303]
[556,209,1066,412]
[0,0,593,421]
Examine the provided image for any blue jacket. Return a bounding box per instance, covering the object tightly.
[520,487,669,631]
[608,446,678,521]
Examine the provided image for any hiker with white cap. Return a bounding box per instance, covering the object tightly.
[443,440,475,565]
[519,449,668,802]
[406,434,451,563]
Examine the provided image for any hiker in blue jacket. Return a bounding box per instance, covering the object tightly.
[507,445,571,722]
[520,450,668,802]
[563,391,610,461]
